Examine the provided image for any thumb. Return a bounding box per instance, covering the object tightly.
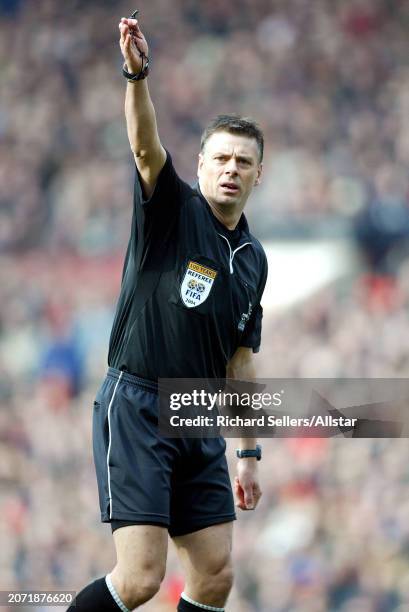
[244,487,254,509]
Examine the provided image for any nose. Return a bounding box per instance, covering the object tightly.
[224,158,239,175]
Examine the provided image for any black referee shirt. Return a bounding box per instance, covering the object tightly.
[108,152,268,381]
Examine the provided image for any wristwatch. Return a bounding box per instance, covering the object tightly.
[236,444,262,461]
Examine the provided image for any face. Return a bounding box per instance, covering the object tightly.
[197,131,262,210]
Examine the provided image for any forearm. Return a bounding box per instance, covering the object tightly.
[238,437,258,451]
[227,347,259,453]
[226,350,256,380]
[125,79,161,157]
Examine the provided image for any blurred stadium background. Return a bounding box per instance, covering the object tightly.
[1,0,409,610]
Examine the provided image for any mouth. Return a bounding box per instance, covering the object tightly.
[220,182,240,194]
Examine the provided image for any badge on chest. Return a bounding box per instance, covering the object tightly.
[180,261,218,308]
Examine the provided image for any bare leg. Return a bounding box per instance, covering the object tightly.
[173,522,234,609]
[110,524,168,610]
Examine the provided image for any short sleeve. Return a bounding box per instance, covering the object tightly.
[128,150,187,270]
[240,304,264,353]
[134,150,184,213]
[239,252,268,353]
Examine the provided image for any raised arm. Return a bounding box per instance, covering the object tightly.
[119,16,166,199]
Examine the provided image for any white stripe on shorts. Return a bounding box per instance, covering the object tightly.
[106,370,123,519]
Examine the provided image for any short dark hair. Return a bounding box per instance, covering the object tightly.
[200,114,264,163]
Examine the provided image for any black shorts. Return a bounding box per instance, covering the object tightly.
[92,367,236,537]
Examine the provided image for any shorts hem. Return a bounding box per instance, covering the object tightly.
[169,514,236,538]
[101,512,169,526]
[111,520,168,533]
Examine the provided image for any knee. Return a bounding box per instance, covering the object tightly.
[215,563,234,597]
[131,575,162,606]
[215,564,234,597]
[111,570,162,609]
[198,561,234,600]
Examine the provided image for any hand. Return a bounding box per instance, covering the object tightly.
[118,17,149,74]
[234,459,262,511]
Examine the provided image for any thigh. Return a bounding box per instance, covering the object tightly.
[113,524,168,580]
[173,522,233,578]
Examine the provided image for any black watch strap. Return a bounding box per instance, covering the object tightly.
[123,59,150,82]
[236,444,262,461]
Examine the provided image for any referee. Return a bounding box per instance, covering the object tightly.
[69,13,268,612]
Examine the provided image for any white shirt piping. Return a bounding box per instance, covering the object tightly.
[217,233,251,274]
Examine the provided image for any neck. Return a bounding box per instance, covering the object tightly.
[197,180,246,229]
[209,203,242,230]
[199,193,243,230]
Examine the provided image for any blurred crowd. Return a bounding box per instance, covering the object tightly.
[2,0,409,610]
[2,0,409,251]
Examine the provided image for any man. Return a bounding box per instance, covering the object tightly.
[69,13,268,612]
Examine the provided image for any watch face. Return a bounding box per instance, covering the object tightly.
[236,447,261,459]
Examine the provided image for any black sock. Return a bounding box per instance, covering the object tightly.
[67,577,123,611]
[177,593,224,611]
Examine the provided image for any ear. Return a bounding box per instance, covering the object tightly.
[197,153,204,178]
[254,163,263,186]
